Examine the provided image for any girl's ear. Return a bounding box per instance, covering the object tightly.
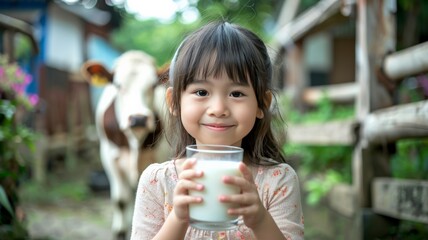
[165,87,177,116]
[257,91,272,119]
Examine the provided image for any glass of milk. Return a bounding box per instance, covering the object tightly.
[186,144,243,231]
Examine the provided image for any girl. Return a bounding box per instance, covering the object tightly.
[131,21,304,240]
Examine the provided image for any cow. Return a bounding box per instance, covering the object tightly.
[81,50,170,240]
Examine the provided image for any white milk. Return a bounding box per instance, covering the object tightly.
[189,160,241,222]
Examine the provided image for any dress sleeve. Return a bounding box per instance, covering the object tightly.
[266,164,305,240]
[130,163,167,240]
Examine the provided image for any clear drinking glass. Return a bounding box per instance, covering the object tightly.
[186,144,244,231]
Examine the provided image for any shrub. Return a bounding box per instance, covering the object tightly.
[0,55,38,239]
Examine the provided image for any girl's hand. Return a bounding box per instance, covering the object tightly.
[219,162,267,229]
[173,158,204,223]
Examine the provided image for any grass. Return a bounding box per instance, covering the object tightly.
[19,177,91,205]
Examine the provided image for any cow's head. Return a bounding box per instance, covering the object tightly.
[82,51,161,141]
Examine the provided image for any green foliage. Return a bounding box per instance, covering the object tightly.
[0,100,37,154]
[378,220,428,240]
[0,217,30,240]
[0,103,37,188]
[278,93,355,124]
[0,186,30,240]
[111,17,200,66]
[284,143,352,206]
[15,35,33,60]
[397,76,427,103]
[0,187,13,216]
[194,0,279,37]
[391,138,428,180]
[110,0,288,66]
[0,56,38,239]
[279,93,354,205]
[284,144,353,177]
[0,56,39,109]
[20,179,91,204]
[304,170,344,206]
[280,91,428,208]
[395,1,428,54]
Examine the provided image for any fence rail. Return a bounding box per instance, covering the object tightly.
[273,0,428,238]
[373,178,428,224]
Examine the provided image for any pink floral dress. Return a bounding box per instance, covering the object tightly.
[131,160,304,240]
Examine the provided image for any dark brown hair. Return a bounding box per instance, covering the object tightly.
[166,21,286,166]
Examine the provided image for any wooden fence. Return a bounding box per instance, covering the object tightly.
[272,0,428,239]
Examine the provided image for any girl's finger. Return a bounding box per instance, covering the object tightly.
[219,192,257,205]
[238,162,254,183]
[179,169,203,180]
[174,195,203,206]
[227,204,258,216]
[181,158,197,170]
[178,158,203,180]
[221,163,254,191]
[175,179,204,194]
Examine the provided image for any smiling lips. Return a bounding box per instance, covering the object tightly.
[202,123,234,131]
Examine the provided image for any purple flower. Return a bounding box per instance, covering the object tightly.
[28,94,39,106]
[15,68,23,78]
[24,74,32,85]
[0,58,39,109]
[12,83,25,95]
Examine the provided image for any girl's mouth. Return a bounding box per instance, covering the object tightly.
[203,123,233,131]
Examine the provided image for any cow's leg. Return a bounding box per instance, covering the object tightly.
[125,133,144,189]
[100,142,131,240]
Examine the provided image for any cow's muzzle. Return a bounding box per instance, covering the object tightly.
[129,115,149,128]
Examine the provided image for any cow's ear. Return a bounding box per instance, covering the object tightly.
[81,61,113,86]
[165,87,177,116]
[157,63,170,84]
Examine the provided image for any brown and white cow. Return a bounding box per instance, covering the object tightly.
[82,50,170,240]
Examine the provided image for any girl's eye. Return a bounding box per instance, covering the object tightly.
[195,90,208,97]
[230,91,245,98]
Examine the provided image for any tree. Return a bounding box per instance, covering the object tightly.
[110,0,287,66]
[111,17,198,67]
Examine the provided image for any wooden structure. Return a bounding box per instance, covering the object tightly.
[0,14,39,61]
[0,12,95,183]
[0,0,121,183]
[272,0,428,239]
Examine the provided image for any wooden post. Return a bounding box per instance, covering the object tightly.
[3,30,14,63]
[353,0,397,238]
[285,40,307,111]
[33,134,48,184]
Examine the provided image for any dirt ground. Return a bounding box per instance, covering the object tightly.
[22,194,113,240]
[18,148,118,240]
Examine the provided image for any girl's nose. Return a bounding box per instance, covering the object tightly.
[207,96,229,117]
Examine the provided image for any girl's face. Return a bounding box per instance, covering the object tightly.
[178,71,263,147]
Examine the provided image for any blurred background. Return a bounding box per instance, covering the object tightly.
[1,0,427,239]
